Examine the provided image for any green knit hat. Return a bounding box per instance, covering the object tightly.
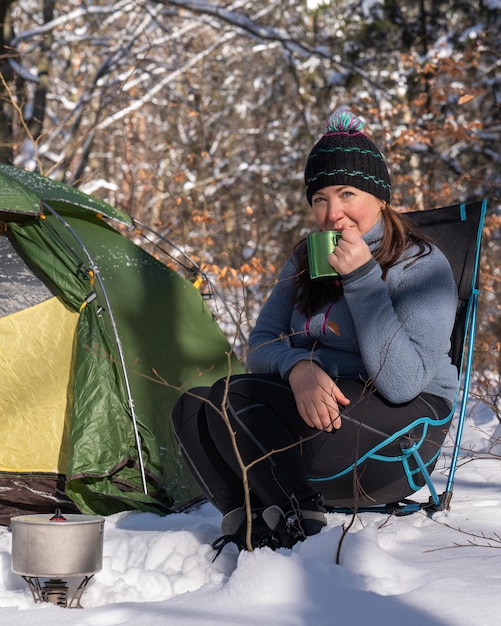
[304,111,391,205]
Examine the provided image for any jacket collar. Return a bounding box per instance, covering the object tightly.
[363,217,384,251]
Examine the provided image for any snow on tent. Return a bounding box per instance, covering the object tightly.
[0,163,243,525]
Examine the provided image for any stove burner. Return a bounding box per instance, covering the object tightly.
[22,575,95,608]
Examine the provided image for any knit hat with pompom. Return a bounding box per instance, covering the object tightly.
[304,111,391,205]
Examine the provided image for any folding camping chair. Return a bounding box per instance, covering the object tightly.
[317,199,488,516]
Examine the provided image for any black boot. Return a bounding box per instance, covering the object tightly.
[212,507,280,556]
[261,502,327,549]
[212,494,327,557]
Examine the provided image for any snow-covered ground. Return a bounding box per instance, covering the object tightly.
[0,398,500,626]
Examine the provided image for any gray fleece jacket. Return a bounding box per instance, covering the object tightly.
[247,218,459,407]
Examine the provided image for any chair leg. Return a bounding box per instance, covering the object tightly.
[408,446,441,506]
[401,443,452,515]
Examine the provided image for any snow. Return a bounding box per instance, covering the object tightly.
[1,400,500,625]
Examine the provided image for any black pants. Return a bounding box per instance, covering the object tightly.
[171,374,451,514]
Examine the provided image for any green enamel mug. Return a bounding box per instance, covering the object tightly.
[307,230,342,279]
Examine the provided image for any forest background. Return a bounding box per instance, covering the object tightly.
[1,0,500,418]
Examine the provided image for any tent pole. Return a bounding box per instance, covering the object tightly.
[42,203,149,494]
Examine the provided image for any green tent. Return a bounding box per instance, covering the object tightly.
[0,163,243,524]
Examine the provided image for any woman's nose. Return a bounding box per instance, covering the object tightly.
[326,201,343,223]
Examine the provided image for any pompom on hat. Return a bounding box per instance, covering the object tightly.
[304,111,391,205]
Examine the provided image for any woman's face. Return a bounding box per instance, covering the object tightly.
[311,185,384,235]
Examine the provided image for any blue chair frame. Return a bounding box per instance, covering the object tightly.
[315,200,488,516]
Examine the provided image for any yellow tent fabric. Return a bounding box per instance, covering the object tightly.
[0,296,78,473]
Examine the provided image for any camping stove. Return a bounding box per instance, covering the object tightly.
[10,510,104,608]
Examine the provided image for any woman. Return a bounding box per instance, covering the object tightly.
[171,111,458,553]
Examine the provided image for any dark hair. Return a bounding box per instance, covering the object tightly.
[293,206,432,317]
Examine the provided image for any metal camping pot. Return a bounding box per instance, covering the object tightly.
[11,512,104,578]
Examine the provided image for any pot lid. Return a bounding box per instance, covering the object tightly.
[11,513,104,526]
